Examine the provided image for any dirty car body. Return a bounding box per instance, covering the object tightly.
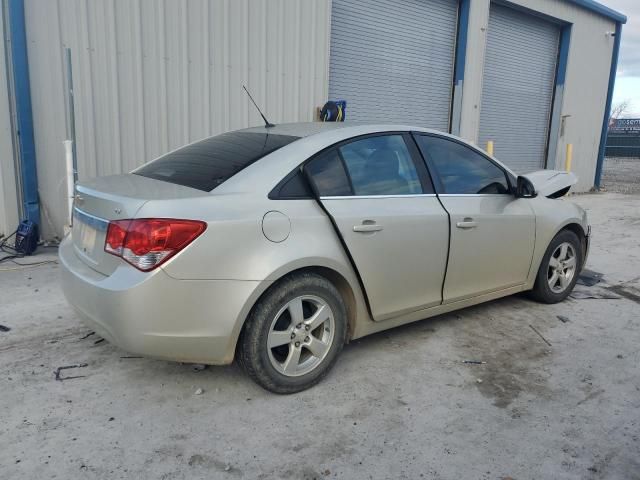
[60,123,589,392]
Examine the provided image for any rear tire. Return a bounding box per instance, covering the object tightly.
[530,229,582,304]
[238,272,347,394]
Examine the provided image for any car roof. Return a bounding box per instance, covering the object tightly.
[242,122,448,139]
[240,122,514,172]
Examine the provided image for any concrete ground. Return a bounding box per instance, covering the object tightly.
[1,169,639,479]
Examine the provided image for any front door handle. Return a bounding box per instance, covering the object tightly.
[353,222,384,233]
[456,218,477,229]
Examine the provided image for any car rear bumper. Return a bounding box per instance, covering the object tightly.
[59,236,263,365]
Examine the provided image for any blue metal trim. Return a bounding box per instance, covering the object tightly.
[556,25,571,87]
[7,0,39,226]
[594,21,622,188]
[564,0,626,24]
[450,0,470,135]
[453,0,470,83]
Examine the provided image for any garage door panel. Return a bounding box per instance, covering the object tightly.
[479,4,560,173]
[329,0,458,131]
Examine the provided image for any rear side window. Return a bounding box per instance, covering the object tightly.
[134,131,299,191]
[338,135,423,195]
[414,135,510,194]
[305,149,352,196]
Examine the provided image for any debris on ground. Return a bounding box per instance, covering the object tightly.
[570,287,621,300]
[79,331,95,340]
[54,363,89,381]
[606,284,640,305]
[93,338,105,345]
[191,364,208,372]
[462,360,486,365]
[0,324,11,332]
[578,269,604,287]
[557,315,570,323]
[529,324,552,346]
[194,388,204,395]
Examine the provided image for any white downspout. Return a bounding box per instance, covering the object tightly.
[63,139,74,233]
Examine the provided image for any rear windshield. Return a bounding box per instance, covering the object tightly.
[134,131,300,191]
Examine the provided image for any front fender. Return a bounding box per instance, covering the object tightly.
[525,197,589,289]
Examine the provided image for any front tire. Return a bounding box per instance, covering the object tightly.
[530,229,582,304]
[238,272,347,394]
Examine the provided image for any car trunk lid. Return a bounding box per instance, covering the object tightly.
[71,174,208,275]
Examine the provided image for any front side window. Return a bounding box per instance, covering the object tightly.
[338,135,424,195]
[415,135,510,194]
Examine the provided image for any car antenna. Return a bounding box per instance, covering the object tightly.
[243,85,275,128]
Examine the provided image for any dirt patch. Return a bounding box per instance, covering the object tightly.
[453,302,553,409]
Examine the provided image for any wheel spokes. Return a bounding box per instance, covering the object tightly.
[305,304,330,330]
[565,255,576,269]
[287,298,304,326]
[282,345,302,375]
[306,336,330,358]
[559,243,569,261]
[268,330,293,349]
[559,272,569,289]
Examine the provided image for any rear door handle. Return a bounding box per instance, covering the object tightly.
[456,219,477,229]
[353,223,384,233]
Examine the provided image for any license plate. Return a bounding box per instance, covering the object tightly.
[73,217,96,253]
[72,209,106,260]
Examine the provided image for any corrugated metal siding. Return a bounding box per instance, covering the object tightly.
[329,0,458,132]
[23,0,331,240]
[478,3,560,173]
[0,4,19,236]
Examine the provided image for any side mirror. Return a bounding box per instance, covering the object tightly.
[516,176,537,198]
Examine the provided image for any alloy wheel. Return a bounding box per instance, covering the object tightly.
[267,295,335,377]
[547,242,577,293]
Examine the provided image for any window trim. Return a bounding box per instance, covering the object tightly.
[269,131,435,200]
[411,132,515,195]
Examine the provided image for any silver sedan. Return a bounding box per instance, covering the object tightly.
[60,123,589,393]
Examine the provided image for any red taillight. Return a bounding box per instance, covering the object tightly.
[104,219,206,271]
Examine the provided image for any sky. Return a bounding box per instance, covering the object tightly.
[606,0,640,117]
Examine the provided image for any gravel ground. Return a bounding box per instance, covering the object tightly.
[1,191,639,479]
[601,157,640,194]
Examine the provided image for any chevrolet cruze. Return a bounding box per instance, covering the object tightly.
[60,123,589,393]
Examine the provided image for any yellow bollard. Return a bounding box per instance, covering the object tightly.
[565,143,573,172]
[487,140,494,156]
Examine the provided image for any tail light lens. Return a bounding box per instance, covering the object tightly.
[105,219,206,271]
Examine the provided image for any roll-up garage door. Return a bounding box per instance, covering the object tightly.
[329,0,458,132]
[478,4,560,172]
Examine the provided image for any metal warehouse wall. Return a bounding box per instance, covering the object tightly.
[23,0,331,240]
[0,6,20,237]
[460,0,616,192]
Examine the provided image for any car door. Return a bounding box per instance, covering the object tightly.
[305,133,449,321]
[413,133,535,303]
